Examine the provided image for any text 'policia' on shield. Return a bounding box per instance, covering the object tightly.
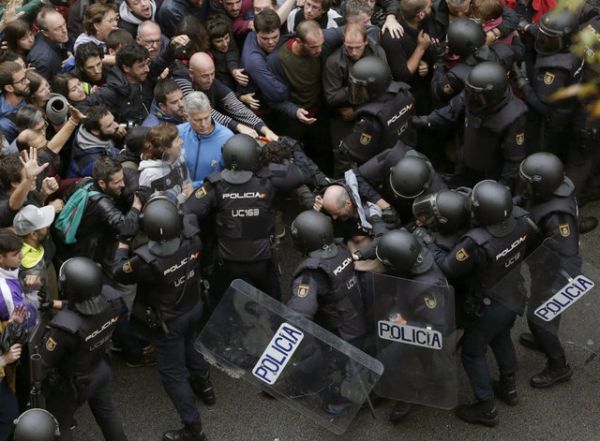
[534,275,595,322]
[252,323,304,385]
[378,320,443,350]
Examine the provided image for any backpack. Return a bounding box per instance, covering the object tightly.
[54,181,100,245]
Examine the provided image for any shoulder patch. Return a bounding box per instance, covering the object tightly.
[516,132,525,145]
[424,294,437,309]
[443,83,454,95]
[296,284,310,298]
[456,248,469,261]
[360,132,372,145]
[195,186,207,199]
[122,261,133,274]
[45,337,57,352]
[543,72,555,85]
[559,223,570,237]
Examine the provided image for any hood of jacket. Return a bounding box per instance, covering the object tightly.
[119,0,156,25]
[76,126,114,152]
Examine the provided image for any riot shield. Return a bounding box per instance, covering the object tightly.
[490,242,600,361]
[194,279,384,435]
[370,272,458,409]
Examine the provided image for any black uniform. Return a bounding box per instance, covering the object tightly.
[432,207,537,402]
[39,298,127,441]
[340,81,416,165]
[185,163,306,301]
[112,215,209,429]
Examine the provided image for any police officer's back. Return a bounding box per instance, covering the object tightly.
[39,258,127,441]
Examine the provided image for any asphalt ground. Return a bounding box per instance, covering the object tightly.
[73,200,600,441]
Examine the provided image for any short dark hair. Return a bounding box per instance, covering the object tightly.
[4,19,31,53]
[75,42,104,69]
[93,156,122,185]
[400,0,429,21]
[206,14,231,40]
[154,79,181,105]
[83,105,111,133]
[51,73,77,99]
[0,155,23,189]
[106,28,135,51]
[15,104,44,131]
[254,9,281,33]
[116,43,149,69]
[0,61,22,90]
[0,230,23,254]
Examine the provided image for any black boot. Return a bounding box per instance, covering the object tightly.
[389,401,412,425]
[190,375,216,406]
[530,360,573,388]
[493,374,519,406]
[456,399,499,427]
[518,332,542,352]
[162,422,207,441]
[579,216,598,234]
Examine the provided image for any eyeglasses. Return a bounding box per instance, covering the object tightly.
[142,38,161,46]
[12,75,28,86]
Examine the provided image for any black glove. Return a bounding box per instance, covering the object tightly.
[381,206,400,230]
[367,214,389,238]
[412,226,434,245]
[430,41,448,68]
[354,237,380,260]
[118,221,138,245]
[512,62,529,89]
[411,116,431,129]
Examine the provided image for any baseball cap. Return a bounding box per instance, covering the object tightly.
[13,205,56,236]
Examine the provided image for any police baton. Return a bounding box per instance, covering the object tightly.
[29,352,46,409]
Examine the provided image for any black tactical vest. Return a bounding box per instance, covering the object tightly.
[293,244,367,340]
[207,171,276,262]
[534,53,582,108]
[527,195,578,225]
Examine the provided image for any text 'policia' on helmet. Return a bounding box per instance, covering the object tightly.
[467,180,512,227]
[290,210,334,254]
[348,56,393,105]
[519,152,565,201]
[447,17,486,59]
[535,9,579,55]
[464,61,508,113]
[412,189,470,233]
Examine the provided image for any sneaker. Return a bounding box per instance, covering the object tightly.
[493,375,519,406]
[389,401,412,425]
[518,333,542,352]
[190,375,216,406]
[530,364,573,388]
[456,400,499,427]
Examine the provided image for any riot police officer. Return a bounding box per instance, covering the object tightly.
[13,408,59,441]
[112,196,210,441]
[414,62,528,190]
[431,18,523,103]
[513,11,590,191]
[184,134,307,302]
[516,153,580,388]
[287,210,368,344]
[38,258,128,441]
[339,56,416,165]
[431,180,537,426]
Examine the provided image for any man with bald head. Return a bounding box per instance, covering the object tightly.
[28,7,71,80]
[136,21,169,60]
[174,51,278,140]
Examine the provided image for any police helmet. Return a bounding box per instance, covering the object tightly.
[447,18,489,64]
[59,257,107,315]
[221,134,261,184]
[519,152,573,201]
[389,155,432,199]
[412,189,470,234]
[465,62,508,113]
[141,195,182,256]
[13,409,60,441]
[290,210,337,257]
[535,10,578,55]
[348,56,393,105]
[468,180,515,236]
[375,230,433,276]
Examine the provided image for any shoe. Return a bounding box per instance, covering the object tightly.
[519,333,542,352]
[389,401,412,425]
[493,375,519,406]
[530,364,573,388]
[456,399,499,427]
[577,186,600,207]
[143,344,155,354]
[190,375,216,406]
[125,352,157,368]
[578,216,598,234]
[162,422,207,441]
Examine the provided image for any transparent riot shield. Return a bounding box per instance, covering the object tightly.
[490,242,600,361]
[194,279,384,435]
[371,272,458,409]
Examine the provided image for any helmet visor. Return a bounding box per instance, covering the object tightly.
[534,29,562,55]
[465,86,494,113]
[349,81,370,106]
[412,193,438,227]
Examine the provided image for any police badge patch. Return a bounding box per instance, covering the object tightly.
[516,132,525,145]
[443,83,454,95]
[195,187,207,199]
[122,261,133,274]
[296,284,310,298]
[543,72,555,85]
[559,223,570,237]
[456,248,469,261]
[360,133,372,145]
[424,294,437,309]
[46,337,57,352]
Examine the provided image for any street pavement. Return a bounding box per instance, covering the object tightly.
[73,201,600,441]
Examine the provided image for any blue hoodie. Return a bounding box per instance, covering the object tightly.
[142,100,185,128]
[177,120,233,188]
[0,93,25,144]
